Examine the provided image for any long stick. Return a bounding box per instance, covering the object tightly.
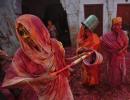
[53,51,93,75]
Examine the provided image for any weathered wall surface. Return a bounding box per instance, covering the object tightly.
[61,0,80,47]
[0,0,21,56]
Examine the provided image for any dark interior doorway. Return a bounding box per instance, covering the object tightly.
[22,0,71,47]
[117,4,130,44]
[84,4,103,36]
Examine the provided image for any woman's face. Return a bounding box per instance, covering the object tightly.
[112,23,122,33]
[83,26,92,37]
[17,23,40,51]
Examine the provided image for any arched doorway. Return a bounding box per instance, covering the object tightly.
[22,0,71,47]
[117,4,130,44]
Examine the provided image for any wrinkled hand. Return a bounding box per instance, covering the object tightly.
[40,72,57,81]
[34,72,58,84]
[47,72,58,81]
[117,46,127,55]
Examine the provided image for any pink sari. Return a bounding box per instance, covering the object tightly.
[101,30,129,87]
[2,14,73,100]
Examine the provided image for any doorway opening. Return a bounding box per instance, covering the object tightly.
[117,4,130,44]
[22,0,71,47]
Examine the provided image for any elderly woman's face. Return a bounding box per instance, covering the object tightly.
[17,23,40,51]
[17,23,30,39]
[112,23,122,33]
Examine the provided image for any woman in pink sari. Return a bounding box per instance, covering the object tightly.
[101,17,129,87]
[2,14,74,100]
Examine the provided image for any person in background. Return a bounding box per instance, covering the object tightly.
[47,20,57,38]
[101,17,129,88]
[77,15,101,86]
[2,14,74,100]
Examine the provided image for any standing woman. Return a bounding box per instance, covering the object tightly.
[101,17,129,87]
[77,15,100,50]
[77,15,101,86]
[2,14,74,100]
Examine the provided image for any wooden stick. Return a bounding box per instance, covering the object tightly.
[65,52,88,61]
[53,51,93,75]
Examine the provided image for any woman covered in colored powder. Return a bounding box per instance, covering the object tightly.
[2,14,74,100]
[101,17,129,87]
[77,15,101,86]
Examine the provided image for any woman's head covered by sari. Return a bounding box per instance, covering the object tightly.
[15,14,53,65]
[111,17,122,33]
[78,15,99,41]
[112,17,122,25]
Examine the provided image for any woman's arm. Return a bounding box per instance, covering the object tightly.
[22,72,57,85]
[3,72,57,88]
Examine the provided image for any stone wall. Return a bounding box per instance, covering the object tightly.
[0,0,21,56]
[61,0,80,47]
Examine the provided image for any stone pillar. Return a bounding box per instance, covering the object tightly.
[0,0,21,56]
[61,0,80,47]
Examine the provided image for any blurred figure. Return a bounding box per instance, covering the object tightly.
[101,17,129,87]
[77,15,101,86]
[47,20,57,38]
